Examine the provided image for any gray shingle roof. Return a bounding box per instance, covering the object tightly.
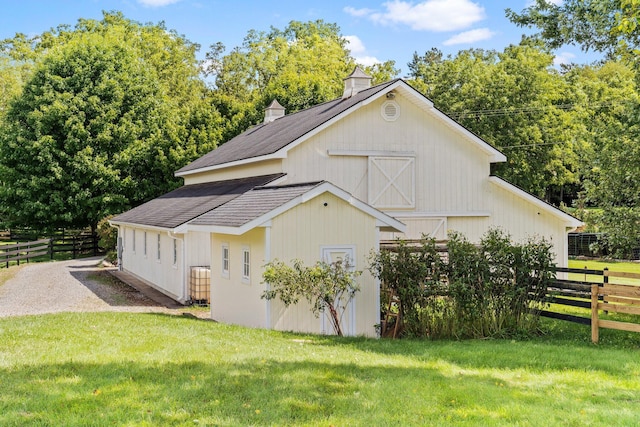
[175,80,399,175]
[188,182,323,227]
[110,174,284,228]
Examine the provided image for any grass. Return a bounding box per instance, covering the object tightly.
[1,312,640,426]
[568,258,640,285]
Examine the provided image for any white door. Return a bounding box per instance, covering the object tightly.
[320,246,356,336]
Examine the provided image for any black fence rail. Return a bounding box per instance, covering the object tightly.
[0,239,50,267]
[541,266,640,325]
[0,234,101,268]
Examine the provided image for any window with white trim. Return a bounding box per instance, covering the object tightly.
[156,234,161,262]
[222,244,230,278]
[242,247,250,283]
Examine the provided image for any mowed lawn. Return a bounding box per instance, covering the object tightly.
[1,311,640,426]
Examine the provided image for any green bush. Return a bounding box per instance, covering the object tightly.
[370,229,555,339]
[97,216,118,264]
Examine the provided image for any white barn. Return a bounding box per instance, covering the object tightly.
[110,67,581,337]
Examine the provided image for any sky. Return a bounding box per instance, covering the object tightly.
[0,0,596,76]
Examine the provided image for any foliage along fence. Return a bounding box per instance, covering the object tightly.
[0,234,101,268]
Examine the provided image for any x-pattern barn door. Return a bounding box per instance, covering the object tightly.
[368,156,415,209]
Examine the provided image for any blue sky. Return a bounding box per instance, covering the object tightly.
[0,0,594,76]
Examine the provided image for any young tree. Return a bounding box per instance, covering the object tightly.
[262,258,361,337]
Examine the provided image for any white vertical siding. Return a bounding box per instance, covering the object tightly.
[269,193,379,337]
[210,228,267,328]
[119,226,185,301]
[182,160,283,185]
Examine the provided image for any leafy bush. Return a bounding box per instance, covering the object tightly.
[262,258,361,336]
[370,229,555,339]
[587,207,640,259]
[97,216,118,264]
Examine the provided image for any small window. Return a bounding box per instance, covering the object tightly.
[222,244,230,278]
[156,234,161,262]
[242,247,250,283]
[132,230,136,253]
[143,232,147,257]
[172,239,178,266]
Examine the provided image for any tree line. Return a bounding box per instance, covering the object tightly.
[1,3,639,256]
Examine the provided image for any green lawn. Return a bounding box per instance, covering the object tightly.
[1,312,639,426]
[568,258,640,285]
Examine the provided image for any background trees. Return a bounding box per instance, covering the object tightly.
[407,42,581,202]
[0,12,224,231]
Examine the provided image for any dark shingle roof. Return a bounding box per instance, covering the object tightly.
[189,182,322,227]
[175,80,399,175]
[110,174,284,228]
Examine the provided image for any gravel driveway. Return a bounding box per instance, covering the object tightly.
[0,257,195,317]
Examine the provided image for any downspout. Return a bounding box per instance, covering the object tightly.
[168,230,186,303]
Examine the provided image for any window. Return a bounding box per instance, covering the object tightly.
[222,244,229,278]
[242,247,250,283]
[143,232,147,257]
[132,230,136,253]
[156,234,161,262]
[172,239,178,266]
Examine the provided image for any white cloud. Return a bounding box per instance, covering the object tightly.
[553,51,576,67]
[443,28,495,45]
[344,35,381,66]
[346,0,486,32]
[137,0,181,7]
[344,6,376,17]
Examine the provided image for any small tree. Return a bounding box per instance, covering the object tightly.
[262,258,361,336]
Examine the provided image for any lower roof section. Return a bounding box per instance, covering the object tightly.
[110,173,284,229]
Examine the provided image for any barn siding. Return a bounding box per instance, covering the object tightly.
[210,228,267,328]
[182,159,283,185]
[120,226,185,301]
[269,193,379,337]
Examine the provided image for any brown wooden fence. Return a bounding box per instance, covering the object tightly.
[591,283,640,343]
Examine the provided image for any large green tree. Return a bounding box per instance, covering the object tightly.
[408,43,581,201]
[206,20,398,135]
[506,0,640,60]
[0,13,224,231]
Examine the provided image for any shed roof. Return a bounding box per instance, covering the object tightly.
[179,181,406,236]
[109,174,284,229]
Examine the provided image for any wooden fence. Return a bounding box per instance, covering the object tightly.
[591,283,640,343]
[0,239,50,267]
[542,266,640,342]
[0,234,101,268]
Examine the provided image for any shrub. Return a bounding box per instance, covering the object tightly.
[262,258,361,336]
[370,229,555,339]
[97,216,118,264]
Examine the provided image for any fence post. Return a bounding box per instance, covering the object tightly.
[591,284,599,344]
[49,239,54,260]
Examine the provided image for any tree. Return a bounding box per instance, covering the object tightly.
[0,12,225,232]
[407,43,581,201]
[205,20,399,136]
[506,0,640,60]
[262,258,361,337]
